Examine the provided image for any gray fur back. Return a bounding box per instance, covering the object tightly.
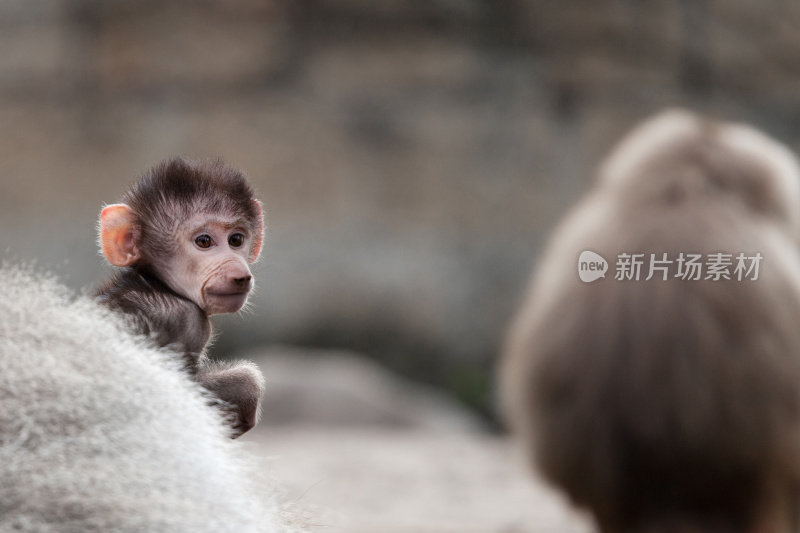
[0,266,280,533]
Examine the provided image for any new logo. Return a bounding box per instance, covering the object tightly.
[578,251,608,283]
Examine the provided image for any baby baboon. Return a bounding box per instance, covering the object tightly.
[502,110,800,533]
[94,157,265,437]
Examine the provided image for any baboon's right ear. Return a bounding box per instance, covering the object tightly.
[99,204,141,267]
[248,199,265,263]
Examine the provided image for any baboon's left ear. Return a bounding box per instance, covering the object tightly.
[248,200,264,263]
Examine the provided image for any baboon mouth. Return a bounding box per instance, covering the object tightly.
[207,290,249,297]
[203,292,249,314]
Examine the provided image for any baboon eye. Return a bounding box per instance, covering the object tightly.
[195,234,213,249]
[228,233,245,248]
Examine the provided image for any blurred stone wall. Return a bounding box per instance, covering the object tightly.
[2,0,799,416]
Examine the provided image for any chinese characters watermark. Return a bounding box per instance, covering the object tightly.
[578,251,763,283]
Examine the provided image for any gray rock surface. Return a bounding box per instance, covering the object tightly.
[241,347,592,533]
[248,348,486,432]
[249,428,592,533]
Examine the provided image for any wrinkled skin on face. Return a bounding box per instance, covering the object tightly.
[159,214,256,316]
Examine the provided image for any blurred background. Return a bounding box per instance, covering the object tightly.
[1,1,797,531]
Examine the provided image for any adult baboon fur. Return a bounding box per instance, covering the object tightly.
[502,110,800,533]
[0,266,285,533]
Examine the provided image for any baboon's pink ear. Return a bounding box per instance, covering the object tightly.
[248,200,264,263]
[99,204,141,267]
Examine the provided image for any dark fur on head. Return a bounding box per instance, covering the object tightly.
[123,157,261,262]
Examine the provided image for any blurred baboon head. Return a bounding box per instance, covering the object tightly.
[501,110,800,533]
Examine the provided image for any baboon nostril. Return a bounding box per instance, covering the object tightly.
[233,275,252,287]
